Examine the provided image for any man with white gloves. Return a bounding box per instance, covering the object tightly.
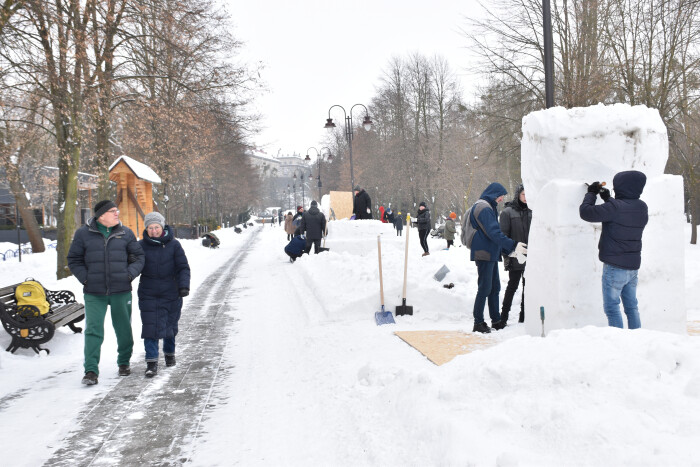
[468,182,527,333]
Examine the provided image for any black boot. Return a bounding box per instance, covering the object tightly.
[492,320,507,330]
[473,322,491,334]
[145,361,158,378]
[519,310,524,323]
[118,365,131,376]
[81,371,98,385]
[165,355,176,367]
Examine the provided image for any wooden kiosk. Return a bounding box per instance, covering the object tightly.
[108,155,161,238]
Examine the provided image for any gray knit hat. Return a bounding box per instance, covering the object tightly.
[144,211,165,229]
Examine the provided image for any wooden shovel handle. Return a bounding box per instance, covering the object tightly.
[402,223,409,299]
[377,235,384,306]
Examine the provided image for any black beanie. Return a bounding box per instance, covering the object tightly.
[94,200,117,218]
[419,201,426,207]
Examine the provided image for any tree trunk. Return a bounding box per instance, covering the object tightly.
[56,143,80,279]
[1,156,45,253]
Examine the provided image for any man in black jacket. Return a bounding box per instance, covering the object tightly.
[499,184,532,324]
[416,201,431,256]
[353,186,372,220]
[300,200,327,253]
[579,171,648,329]
[67,200,145,385]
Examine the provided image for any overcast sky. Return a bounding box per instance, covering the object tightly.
[224,0,483,160]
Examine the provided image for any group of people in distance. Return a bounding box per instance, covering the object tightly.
[67,201,191,385]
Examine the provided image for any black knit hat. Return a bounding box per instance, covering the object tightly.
[94,200,117,218]
[419,201,426,207]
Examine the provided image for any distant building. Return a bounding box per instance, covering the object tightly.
[247,149,280,177]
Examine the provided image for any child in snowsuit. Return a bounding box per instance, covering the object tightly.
[444,212,457,249]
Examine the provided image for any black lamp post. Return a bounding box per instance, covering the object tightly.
[543,0,554,108]
[306,147,333,199]
[293,170,307,207]
[323,104,372,191]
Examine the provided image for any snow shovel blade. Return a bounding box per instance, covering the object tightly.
[375,305,395,325]
[395,298,413,316]
[318,247,330,252]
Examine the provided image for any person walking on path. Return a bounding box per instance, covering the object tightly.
[416,202,431,256]
[292,206,304,229]
[353,186,372,220]
[138,212,191,378]
[444,212,457,249]
[499,185,532,325]
[379,206,386,223]
[284,212,295,240]
[68,200,145,385]
[469,183,527,334]
[300,200,327,254]
[394,212,404,236]
[579,171,648,329]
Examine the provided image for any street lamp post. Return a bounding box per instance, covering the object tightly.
[324,104,372,192]
[294,171,306,207]
[305,147,333,200]
[543,0,555,108]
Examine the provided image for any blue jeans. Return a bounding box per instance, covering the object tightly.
[602,263,640,329]
[144,337,175,362]
[473,261,501,324]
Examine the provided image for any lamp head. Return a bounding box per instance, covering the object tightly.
[324,118,336,130]
[304,154,311,161]
[362,115,373,131]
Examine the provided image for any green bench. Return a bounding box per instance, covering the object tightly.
[0,283,85,354]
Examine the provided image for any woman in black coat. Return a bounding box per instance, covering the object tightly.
[138,212,191,377]
[416,202,431,256]
[498,184,532,324]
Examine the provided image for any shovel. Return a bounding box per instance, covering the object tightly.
[396,223,413,316]
[375,235,395,325]
[318,227,330,252]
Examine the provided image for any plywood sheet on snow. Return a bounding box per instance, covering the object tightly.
[329,191,353,220]
[395,331,494,366]
[688,321,700,336]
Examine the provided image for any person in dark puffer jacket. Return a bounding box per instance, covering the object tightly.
[300,200,327,254]
[416,202,431,256]
[68,200,145,386]
[138,212,191,377]
[579,170,648,329]
[499,184,532,324]
[469,183,526,334]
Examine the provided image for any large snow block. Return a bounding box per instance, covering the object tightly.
[521,104,685,336]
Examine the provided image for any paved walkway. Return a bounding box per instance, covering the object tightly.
[44,230,257,466]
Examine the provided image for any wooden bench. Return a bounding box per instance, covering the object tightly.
[0,283,85,355]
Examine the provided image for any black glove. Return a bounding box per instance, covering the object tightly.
[600,187,611,201]
[587,181,601,194]
[179,288,189,297]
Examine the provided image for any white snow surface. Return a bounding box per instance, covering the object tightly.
[0,221,699,466]
[109,155,162,184]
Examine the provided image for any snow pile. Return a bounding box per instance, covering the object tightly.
[521,104,686,335]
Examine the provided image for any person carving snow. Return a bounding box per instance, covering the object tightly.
[579,170,648,329]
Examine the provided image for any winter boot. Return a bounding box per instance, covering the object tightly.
[492,320,507,330]
[82,371,98,385]
[519,311,525,323]
[145,362,158,378]
[472,322,491,334]
[165,355,176,367]
[118,365,131,376]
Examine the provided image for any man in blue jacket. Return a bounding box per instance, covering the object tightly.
[68,200,145,385]
[470,183,527,333]
[580,171,648,329]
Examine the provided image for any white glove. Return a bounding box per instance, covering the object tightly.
[508,242,527,263]
[366,208,371,214]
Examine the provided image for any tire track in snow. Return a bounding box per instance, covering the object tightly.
[43,229,258,466]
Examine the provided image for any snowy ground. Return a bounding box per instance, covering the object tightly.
[0,221,699,466]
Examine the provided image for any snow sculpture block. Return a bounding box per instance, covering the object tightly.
[521,104,685,335]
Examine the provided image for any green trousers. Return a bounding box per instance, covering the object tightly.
[83,292,133,375]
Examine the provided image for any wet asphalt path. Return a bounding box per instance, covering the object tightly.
[44,229,257,466]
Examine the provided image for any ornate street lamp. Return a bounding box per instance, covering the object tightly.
[306,146,333,199]
[323,104,372,191]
